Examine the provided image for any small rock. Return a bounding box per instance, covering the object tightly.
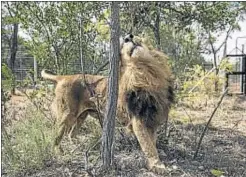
[170,159,177,164]
[172,165,178,170]
[198,166,205,171]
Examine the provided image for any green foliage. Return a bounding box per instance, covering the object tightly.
[1,63,13,80]
[2,108,55,176]
[182,65,222,94]
[177,64,232,109]
[210,169,224,177]
[1,63,14,90]
[194,2,240,32]
[219,58,233,72]
[1,2,244,77]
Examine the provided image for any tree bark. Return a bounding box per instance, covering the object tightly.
[153,10,161,50]
[153,2,161,50]
[7,23,18,95]
[79,4,85,75]
[101,1,120,170]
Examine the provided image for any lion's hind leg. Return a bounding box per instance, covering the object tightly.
[68,111,89,141]
[132,117,166,174]
[54,121,66,154]
[54,113,77,154]
[68,108,100,144]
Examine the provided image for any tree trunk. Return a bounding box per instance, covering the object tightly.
[208,32,219,92]
[79,5,85,74]
[213,53,219,92]
[101,1,120,170]
[7,23,18,95]
[153,2,161,50]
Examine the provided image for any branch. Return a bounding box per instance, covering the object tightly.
[188,67,216,94]
[26,3,52,43]
[6,2,14,18]
[84,138,101,175]
[26,3,62,71]
[207,31,216,55]
[215,27,232,53]
[94,61,109,75]
[193,88,228,159]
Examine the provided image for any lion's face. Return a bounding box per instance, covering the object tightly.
[120,34,151,61]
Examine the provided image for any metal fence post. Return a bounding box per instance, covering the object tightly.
[34,57,38,85]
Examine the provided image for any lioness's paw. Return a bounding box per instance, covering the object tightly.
[148,162,166,174]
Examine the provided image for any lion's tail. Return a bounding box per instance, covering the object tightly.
[41,69,60,82]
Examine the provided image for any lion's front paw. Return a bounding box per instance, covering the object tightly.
[148,161,166,174]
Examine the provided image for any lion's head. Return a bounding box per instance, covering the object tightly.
[120,34,152,64]
[119,34,172,90]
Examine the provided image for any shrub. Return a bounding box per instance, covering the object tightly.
[1,63,14,91]
[2,106,56,176]
[177,60,233,108]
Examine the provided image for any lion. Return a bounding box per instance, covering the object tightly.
[41,70,108,150]
[118,34,174,173]
[41,34,174,174]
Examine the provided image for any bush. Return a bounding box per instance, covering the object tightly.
[1,63,14,91]
[2,107,56,176]
[177,60,233,108]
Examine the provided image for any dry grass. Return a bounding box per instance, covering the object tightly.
[1,91,246,177]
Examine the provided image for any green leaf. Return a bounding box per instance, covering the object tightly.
[210,169,224,177]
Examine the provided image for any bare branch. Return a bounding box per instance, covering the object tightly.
[94,61,109,75]
[215,27,232,53]
[188,67,216,94]
[193,88,228,159]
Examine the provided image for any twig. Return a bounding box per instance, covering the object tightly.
[94,61,109,75]
[180,104,194,125]
[20,89,51,120]
[84,138,101,175]
[230,117,246,130]
[193,88,228,159]
[188,67,216,94]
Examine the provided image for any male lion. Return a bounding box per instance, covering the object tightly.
[118,34,173,173]
[41,34,173,174]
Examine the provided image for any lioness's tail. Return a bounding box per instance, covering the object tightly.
[41,69,60,82]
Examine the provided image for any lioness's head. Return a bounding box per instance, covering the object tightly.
[120,34,151,62]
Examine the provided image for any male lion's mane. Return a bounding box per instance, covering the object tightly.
[118,36,174,128]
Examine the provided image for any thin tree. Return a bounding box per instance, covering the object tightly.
[101,1,120,170]
[6,2,19,95]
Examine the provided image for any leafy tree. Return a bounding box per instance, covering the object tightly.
[1,2,21,94]
[2,2,245,83]
[14,2,110,74]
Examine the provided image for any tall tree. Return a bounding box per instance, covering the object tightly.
[101,1,120,170]
[5,2,19,94]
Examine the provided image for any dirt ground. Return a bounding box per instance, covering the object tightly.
[2,93,246,177]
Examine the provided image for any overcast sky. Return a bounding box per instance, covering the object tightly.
[212,18,246,61]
